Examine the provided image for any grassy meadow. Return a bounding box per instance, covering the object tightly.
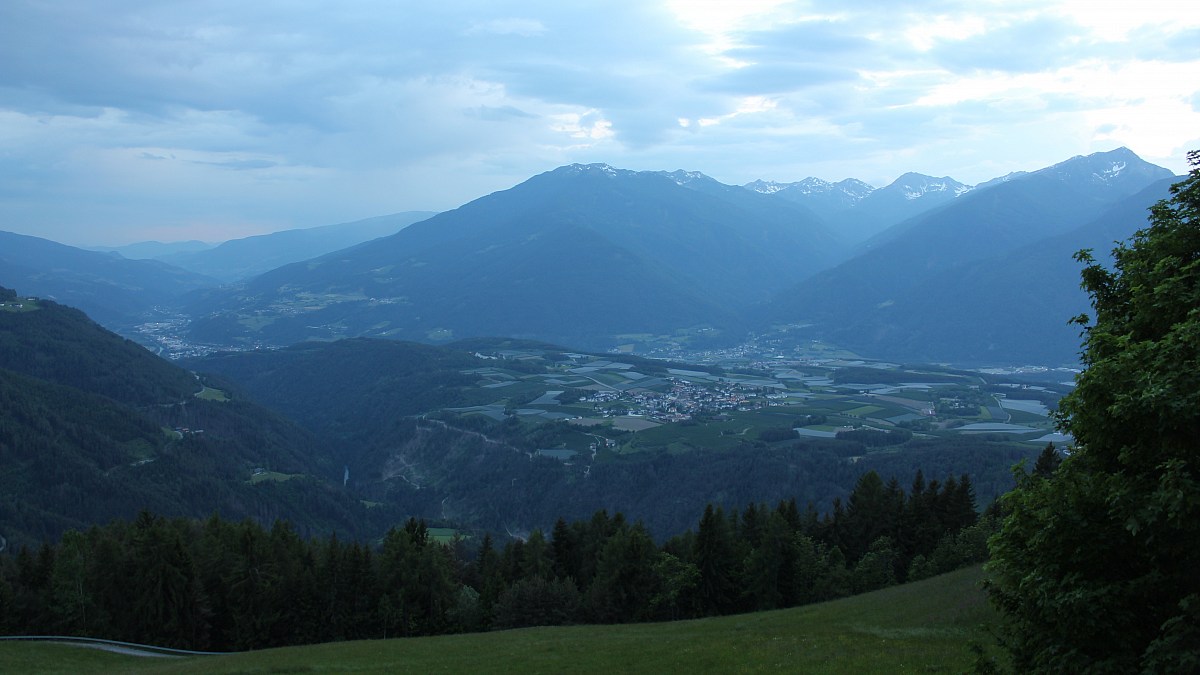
[1,565,1001,674]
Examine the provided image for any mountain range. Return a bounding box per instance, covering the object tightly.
[766,147,1175,364]
[180,147,1174,364]
[1,147,1177,366]
[747,172,972,243]
[184,163,844,350]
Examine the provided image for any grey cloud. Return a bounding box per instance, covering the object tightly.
[465,105,538,121]
[727,21,879,60]
[926,16,1093,74]
[697,63,860,95]
[191,158,278,170]
[1,0,1196,245]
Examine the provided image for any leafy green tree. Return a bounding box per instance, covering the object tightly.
[988,151,1200,673]
[648,552,699,620]
[850,536,897,594]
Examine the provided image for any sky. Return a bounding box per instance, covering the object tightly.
[2,1,1198,246]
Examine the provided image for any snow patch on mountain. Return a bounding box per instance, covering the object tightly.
[743,177,876,200]
[662,170,714,187]
[888,174,972,201]
[562,163,624,178]
[1095,161,1127,181]
[743,179,789,194]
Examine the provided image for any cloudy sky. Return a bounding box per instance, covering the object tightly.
[2,1,1198,245]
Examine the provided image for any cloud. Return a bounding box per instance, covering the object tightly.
[192,158,279,171]
[0,0,1197,245]
[926,15,1093,73]
[467,18,547,37]
[697,63,860,94]
[465,105,538,121]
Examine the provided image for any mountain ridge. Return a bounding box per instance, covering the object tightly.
[762,148,1177,364]
[184,163,843,350]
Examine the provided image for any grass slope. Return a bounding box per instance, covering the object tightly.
[2,566,997,674]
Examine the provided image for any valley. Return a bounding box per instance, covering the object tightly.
[3,147,1145,548]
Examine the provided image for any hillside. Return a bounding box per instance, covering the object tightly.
[0,231,218,334]
[826,178,1177,364]
[0,565,999,674]
[183,164,842,350]
[157,211,437,282]
[0,289,398,546]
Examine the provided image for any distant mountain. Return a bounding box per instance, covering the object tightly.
[743,173,972,244]
[745,177,876,222]
[185,164,842,350]
[158,211,437,282]
[0,230,219,332]
[865,177,1178,364]
[88,239,215,259]
[0,287,397,546]
[764,148,1177,365]
[844,172,972,240]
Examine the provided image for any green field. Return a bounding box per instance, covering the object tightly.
[248,471,302,484]
[0,299,39,313]
[194,386,229,402]
[427,527,461,544]
[0,565,999,674]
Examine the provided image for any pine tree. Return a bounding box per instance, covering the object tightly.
[693,504,737,615]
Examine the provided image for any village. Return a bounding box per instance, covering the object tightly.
[580,377,779,422]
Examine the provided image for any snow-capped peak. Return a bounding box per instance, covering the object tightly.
[886,173,971,200]
[661,169,714,187]
[561,163,624,178]
[743,179,789,194]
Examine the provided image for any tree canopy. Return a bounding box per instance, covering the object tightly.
[987,150,1200,673]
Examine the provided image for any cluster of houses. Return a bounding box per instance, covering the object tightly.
[581,377,771,422]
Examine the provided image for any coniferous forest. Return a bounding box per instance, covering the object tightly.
[0,468,987,651]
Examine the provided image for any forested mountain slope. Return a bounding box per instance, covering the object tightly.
[0,287,396,546]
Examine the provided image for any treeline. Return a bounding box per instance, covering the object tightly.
[0,470,991,651]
